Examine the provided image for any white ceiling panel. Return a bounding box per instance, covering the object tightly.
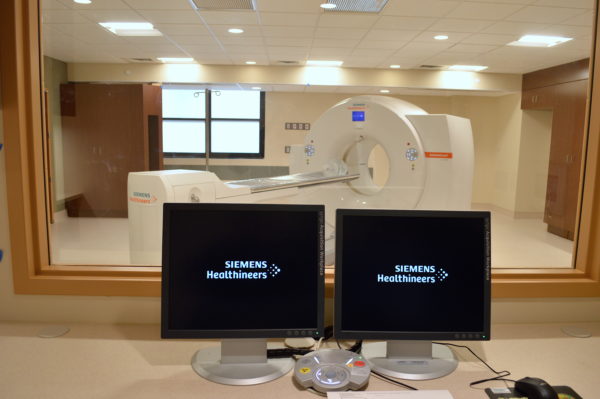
[381,0,461,17]
[482,21,550,35]
[261,26,315,38]
[506,6,587,24]
[217,36,266,45]
[50,23,127,44]
[267,46,310,56]
[154,24,210,35]
[412,31,471,43]
[560,10,595,26]
[309,47,353,57]
[259,12,319,27]
[136,10,204,24]
[265,37,313,46]
[42,0,69,10]
[42,10,91,24]
[540,24,594,37]
[466,0,535,4]
[462,33,518,45]
[314,27,369,40]
[341,57,386,68]
[356,40,408,50]
[200,10,259,25]
[165,35,221,45]
[533,0,594,8]
[317,14,379,29]
[392,42,454,57]
[212,25,263,36]
[312,38,360,48]
[445,43,498,53]
[255,0,323,13]
[222,45,267,54]
[427,18,495,33]
[179,43,224,53]
[363,29,421,41]
[67,0,131,10]
[446,2,525,20]
[423,51,478,65]
[122,36,173,45]
[372,16,437,31]
[123,0,192,10]
[75,9,148,23]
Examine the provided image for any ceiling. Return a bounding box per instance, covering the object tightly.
[42,0,595,75]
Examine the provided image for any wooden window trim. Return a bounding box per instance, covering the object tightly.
[2,0,600,298]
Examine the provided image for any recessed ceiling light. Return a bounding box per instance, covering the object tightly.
[157,57,194,63]
[246,61,256,65]
[508,34,572,47]
[379,89,390,93]
[99,22,161,36]
[74,0,92,4]
[434,35,449,40]
[320,2,337,9]
[448,65,488,72]
[228,28,244,34]
[389,64,401,69]
[306,60,343,66]
[251,87,262,90]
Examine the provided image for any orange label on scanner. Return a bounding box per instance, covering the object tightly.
[425,152,453,159]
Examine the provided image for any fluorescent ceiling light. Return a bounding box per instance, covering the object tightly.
[508,34,572,47]
[434,35,449,40]
[389,64,401,69]
[306,60,343,66]
[448,65,488,72]
[99,22,161,36]
[379,89,390,93]
[228,28,244,34]
[320,3,337,8]
[74,0,92,4]
[251,87,262,90]
[157,57,194,63]
[245,61,256,65]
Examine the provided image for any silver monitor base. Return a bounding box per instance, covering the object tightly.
[361,341,457,380]
[191,339,294,386]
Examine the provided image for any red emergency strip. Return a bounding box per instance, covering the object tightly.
[425,152,453,159]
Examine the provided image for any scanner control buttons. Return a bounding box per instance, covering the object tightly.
[405,148,418,161]
[315,366,350,386]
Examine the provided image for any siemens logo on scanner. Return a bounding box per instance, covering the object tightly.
[206,260,282,280]
[377,264,449,284]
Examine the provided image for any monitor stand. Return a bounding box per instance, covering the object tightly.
[191,338,294,385]
[361,340,457,380]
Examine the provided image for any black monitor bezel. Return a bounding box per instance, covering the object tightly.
[334,208,491,341]
[161,202,325,339]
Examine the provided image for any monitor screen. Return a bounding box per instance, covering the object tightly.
[334,209,491,341]
[162,203,325,339]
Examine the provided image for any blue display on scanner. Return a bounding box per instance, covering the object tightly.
[352,111,365,122]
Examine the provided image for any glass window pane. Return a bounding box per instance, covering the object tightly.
[163,120,205,153]
[162,87,205,119]
[211,90,260,119]
[211,121,260,154]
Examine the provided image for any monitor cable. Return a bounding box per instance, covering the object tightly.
[433,342,515,387]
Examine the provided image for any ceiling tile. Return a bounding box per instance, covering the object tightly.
[217,36,265,45]
[339,57,385,68]
[154,24,210,35]
[539,24,593,37]
[193,57,233,65]
[123,0,191,9]
[122,35,173,45]
[317,14,379,29]
[42,0,69,10]
[230,56,270,64]
[381,0,461,17]
[560,10,594,26]
[312,38,360,48]
[446,2,524,20]
[482,21,550,35]
[200,10,259,25]
[363,29,421,41]
[267,46,310,56]
[259,12,319,27]
[533,0,594,9]
[391,42,453,58]
[314,27,369,40]
[412,31,471,43]
[222,45,267,54]
[265,37,313,46]
[255,0,323,13]
[462,33,517,45]
[356,40,408,50]
[428,18,495,33]
[506,6,587,24]
[350,48,396,58]
[423,52,477,65]
[50,23,128,44]
[261,26,315,38]
[75,9,148,23]
[179,43,224,53]
[136,10,203,24]
[42,10,91,24]
[212,25,262,36]
[445,43,498,53]
[69,0,132,10]
[372,16,437,30]
[166,35,220,45]
[309,47,353,57]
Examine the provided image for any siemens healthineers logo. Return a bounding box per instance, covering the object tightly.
[205,260,282,280]
[377,265,449,284]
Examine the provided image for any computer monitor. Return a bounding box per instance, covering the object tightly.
[334,209,491,380]
[161,203,325,386]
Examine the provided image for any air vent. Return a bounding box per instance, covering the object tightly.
[188,0,255,10]
[323,0,388,13]
[128,58,155,63]
[419,65,443,69]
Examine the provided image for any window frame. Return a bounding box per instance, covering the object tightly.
[1,0,600,298]
[162,89,265,160]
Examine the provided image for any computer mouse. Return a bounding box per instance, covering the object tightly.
[515,377,559,399]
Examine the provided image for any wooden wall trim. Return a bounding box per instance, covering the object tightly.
[1,0,600,298]
[522,58,590,90]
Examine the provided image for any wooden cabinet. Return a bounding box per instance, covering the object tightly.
[60,83,163,217]
[521,60,589,240]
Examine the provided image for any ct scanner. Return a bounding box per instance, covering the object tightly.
[128,95,474,265]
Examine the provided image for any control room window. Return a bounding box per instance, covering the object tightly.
[162,87,265,159]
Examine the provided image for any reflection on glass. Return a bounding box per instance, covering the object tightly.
[211,90,260,119]
[163,120,205,153]
[162,87,205,119]
[211,121,259,154]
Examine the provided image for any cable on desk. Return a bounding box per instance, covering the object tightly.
[370,370,418,391]
[433,342,515,387]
